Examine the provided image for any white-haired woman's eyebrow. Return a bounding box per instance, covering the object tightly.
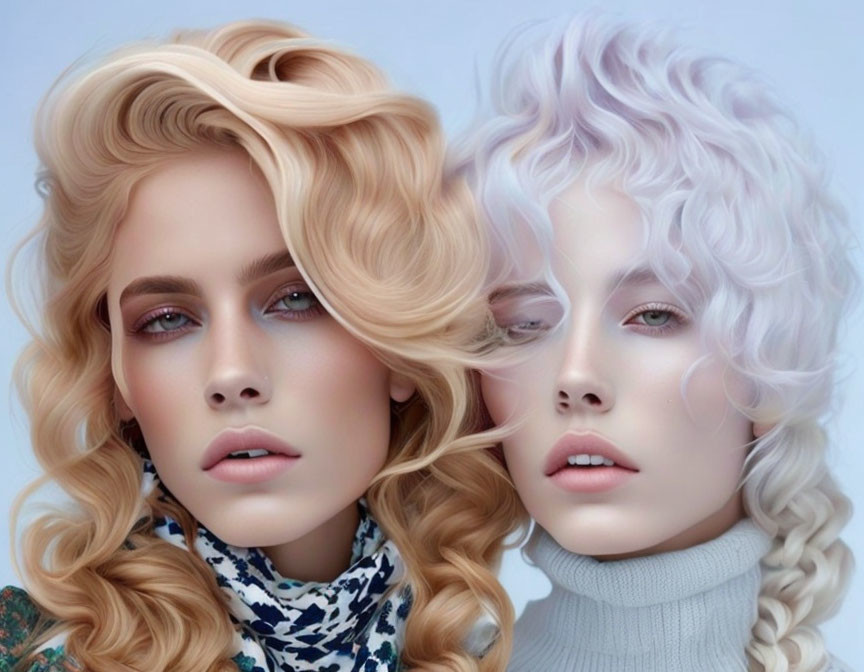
[608,266,662,293]
[488,282,554,303]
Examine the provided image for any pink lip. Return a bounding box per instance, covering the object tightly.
[544,432,639,494]
[201,427,300,484]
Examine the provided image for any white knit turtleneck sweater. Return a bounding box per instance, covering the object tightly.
[508,519,851,672]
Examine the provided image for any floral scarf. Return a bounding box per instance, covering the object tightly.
[140,460,408,672]
[34,461,408,672]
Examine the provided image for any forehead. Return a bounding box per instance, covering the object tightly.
[108,150,285,295]
[547,179,648,283]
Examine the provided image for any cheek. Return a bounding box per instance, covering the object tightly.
[630,339,748,442]
[682,360,753,439]
[689,365,753,479]
[119,349,205,493]
[480,354,556,496]
[649,359,752,513]
[479,370,521,426]
[285,332,394,510]
[480,343,562,425]
[282,324,393,460]
[121,347,193,444]
[296,325,390,406]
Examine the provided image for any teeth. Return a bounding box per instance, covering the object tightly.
[566,454,616,467]
[228,448,271,459]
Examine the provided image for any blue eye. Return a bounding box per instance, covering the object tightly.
[490,290,564,345]
[639,310,671,327]
[505,319,550,338]
[139,311,192,334]
[624,304,688,335]
[274,291,316,311]
[266,287,325,320]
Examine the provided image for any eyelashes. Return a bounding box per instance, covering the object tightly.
[263,288,324,320]
[130,284,325,341]
[133,308,196,338]
[489,294,565,343]
[622,302,689,336]
[490,296,690,344]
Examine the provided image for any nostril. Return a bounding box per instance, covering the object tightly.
[557,390,571,410]
[582,393,602,406]
[207,385,266,407]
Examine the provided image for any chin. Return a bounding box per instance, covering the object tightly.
[556,536,643,558]
[543,521,669,560]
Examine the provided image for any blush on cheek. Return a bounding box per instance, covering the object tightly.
[479,371,522,426]
[481,340,561,425]
[683,359,753,437]
[122,348,188,426]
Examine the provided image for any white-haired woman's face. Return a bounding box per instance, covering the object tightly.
[481,179,753,558]
[106,149,412,580]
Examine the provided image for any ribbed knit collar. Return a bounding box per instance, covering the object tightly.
[509,519,772,672]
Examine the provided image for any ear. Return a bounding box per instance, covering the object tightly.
[389,371,416,403]
[114,385,135,422]
[753,422,775,439]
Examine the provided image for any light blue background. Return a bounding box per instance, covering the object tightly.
[1,0,861,666]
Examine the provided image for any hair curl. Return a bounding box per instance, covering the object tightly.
[452,12,857,672]
[8,20,522,672]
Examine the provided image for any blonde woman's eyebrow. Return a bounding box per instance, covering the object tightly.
[119,250,297,306]
[237,249,295,284]
[119,276,203,305]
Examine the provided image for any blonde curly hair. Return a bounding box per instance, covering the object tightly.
[9,20,522,672]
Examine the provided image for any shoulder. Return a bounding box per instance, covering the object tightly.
[1,586,41,663]
[0,586,78,672]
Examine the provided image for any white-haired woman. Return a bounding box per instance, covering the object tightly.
[455,13,856,672]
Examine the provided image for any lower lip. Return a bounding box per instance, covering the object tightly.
[549,466,637,493]
[205,455,299,484]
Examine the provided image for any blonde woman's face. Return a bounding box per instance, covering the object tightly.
[107,150,410,577]
[481,180,753,559]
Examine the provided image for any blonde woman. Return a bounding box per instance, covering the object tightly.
[455,13,856,672]
[0,21,520,672]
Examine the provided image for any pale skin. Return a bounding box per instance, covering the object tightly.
[483,179,762,560]
[107,149,413,582]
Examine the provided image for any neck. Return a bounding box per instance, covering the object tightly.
[261,502,359,582]
[509,518,772,672]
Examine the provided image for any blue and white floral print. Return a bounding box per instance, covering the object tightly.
[141,459,408,672]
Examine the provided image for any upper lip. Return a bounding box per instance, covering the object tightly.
[201,427,300,470]
[544,432,639,476]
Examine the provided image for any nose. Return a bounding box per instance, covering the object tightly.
[555,323,615,414]
[204,322,272,410]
